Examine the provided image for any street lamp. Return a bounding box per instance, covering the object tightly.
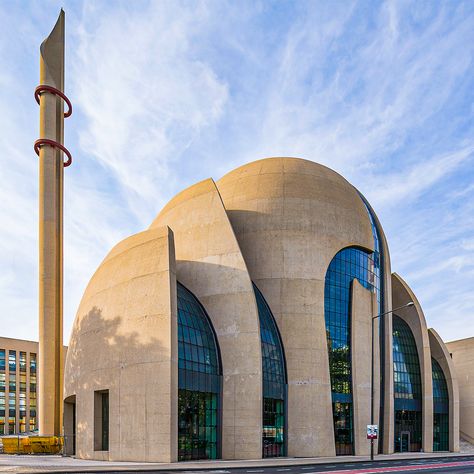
[370,301,414,461]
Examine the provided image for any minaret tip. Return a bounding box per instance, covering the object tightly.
[40,10,65,89]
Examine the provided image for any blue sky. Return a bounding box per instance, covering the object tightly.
[0,1,473,344]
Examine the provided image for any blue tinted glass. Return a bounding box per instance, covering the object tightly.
[325,245,380,455]
[177,282,221,461]
[253,283,286,458]
[392,316,422,400]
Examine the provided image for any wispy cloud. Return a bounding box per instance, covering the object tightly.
[0,0,473,343]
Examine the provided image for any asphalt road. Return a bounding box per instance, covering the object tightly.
[47,456,474,474]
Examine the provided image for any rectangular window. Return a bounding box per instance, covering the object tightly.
[29,415,36,432]
[0,350,5,371]
[30,374,37,392]
[0,392,5,416]
[9,392,16,417]
[30,353,36,374]
[94,390,109,451]
[0,416,4,435]
[19,352,26,373]
[20,374,26,392]
[0,373,5,392]
[9,374,16,392]
[9,351,16,372]
[19,414,26,433]
[8,417,15,434]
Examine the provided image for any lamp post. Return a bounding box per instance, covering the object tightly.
[370,301,414,461]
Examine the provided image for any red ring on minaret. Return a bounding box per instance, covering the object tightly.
[34,139,72,167]
[35,85,72,118]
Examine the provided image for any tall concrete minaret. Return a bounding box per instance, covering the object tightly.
[35,10,72,437]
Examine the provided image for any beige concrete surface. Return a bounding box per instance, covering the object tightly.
[391,273,433,453]
[63,156,456,461]
[151,178,262,460]
[64,227,177,462]
[362,199,394,454]
[351,280,379,456]
[38,10,65,437]
[429,329,460,452]
[446,337,474,445]
[216,157,378,457]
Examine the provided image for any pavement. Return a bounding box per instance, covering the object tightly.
[0,451,473,474]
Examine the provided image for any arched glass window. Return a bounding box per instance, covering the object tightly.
[393,315,422,452]
[177,282,222,461]
[432,358,449,451]
[324,246,380,455]
[253,283,287,458]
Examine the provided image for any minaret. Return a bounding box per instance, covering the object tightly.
[35,10,72,437]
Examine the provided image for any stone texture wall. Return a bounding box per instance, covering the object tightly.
[216,157,377,457]
[151,178,262,459]
[429,329,459,452]
[64,226,177,461]
[446,337,474,446]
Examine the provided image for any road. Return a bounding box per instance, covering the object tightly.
[40,456,474,474]
[35,455,474,474]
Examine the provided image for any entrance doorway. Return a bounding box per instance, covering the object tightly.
[400,431,410,453]
[63,395,76,455]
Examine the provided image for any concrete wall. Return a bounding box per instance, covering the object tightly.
[446,337,474,445]
[351,280,379,455]
[429,329,459,452]
[151,178,262,460]
[216,157,377,457]
[64,226,177,462]
[63,156,456,460]
[391,273,433,453]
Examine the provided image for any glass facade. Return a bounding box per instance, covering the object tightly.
[177,282,221,461]
[253,283,287,458]
[393,315,422,452]
[0,348,37,434]
[432,358,449,451]
[325,246,380,455]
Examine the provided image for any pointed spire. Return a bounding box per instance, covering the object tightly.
[40,10,65,90]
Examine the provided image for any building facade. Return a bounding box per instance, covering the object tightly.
[0,337,68,437]
[64,157,459,461]
[0,338,38,435]
[446,338,474,446]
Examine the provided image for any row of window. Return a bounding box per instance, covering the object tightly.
[0,351,36,373]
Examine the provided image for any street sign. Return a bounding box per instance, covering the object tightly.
[367,424,378,439]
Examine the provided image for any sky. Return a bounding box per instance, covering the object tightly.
[0,0,473,344]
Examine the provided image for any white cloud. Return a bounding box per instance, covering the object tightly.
[0,1,473,344]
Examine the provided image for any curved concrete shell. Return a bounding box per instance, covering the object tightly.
[64,157,457,461]
[64,226,177,461]
[391,273,433,453]
[151,178,262,459]
[216,157,381,456]
[428,329,460,451]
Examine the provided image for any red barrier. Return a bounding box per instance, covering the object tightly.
[34,84,73,167]
[34,139,72,167]
[34,85,72,118]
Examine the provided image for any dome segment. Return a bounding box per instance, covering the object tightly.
[216,157,376,456]
[64,226,178,461]
[152,178,263,460]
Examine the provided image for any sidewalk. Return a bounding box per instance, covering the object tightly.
[0,451,472,474]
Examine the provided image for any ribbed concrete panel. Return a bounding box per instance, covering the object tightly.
[151,178,262,460]
[429,329,460,452]
[391,273,433,453]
